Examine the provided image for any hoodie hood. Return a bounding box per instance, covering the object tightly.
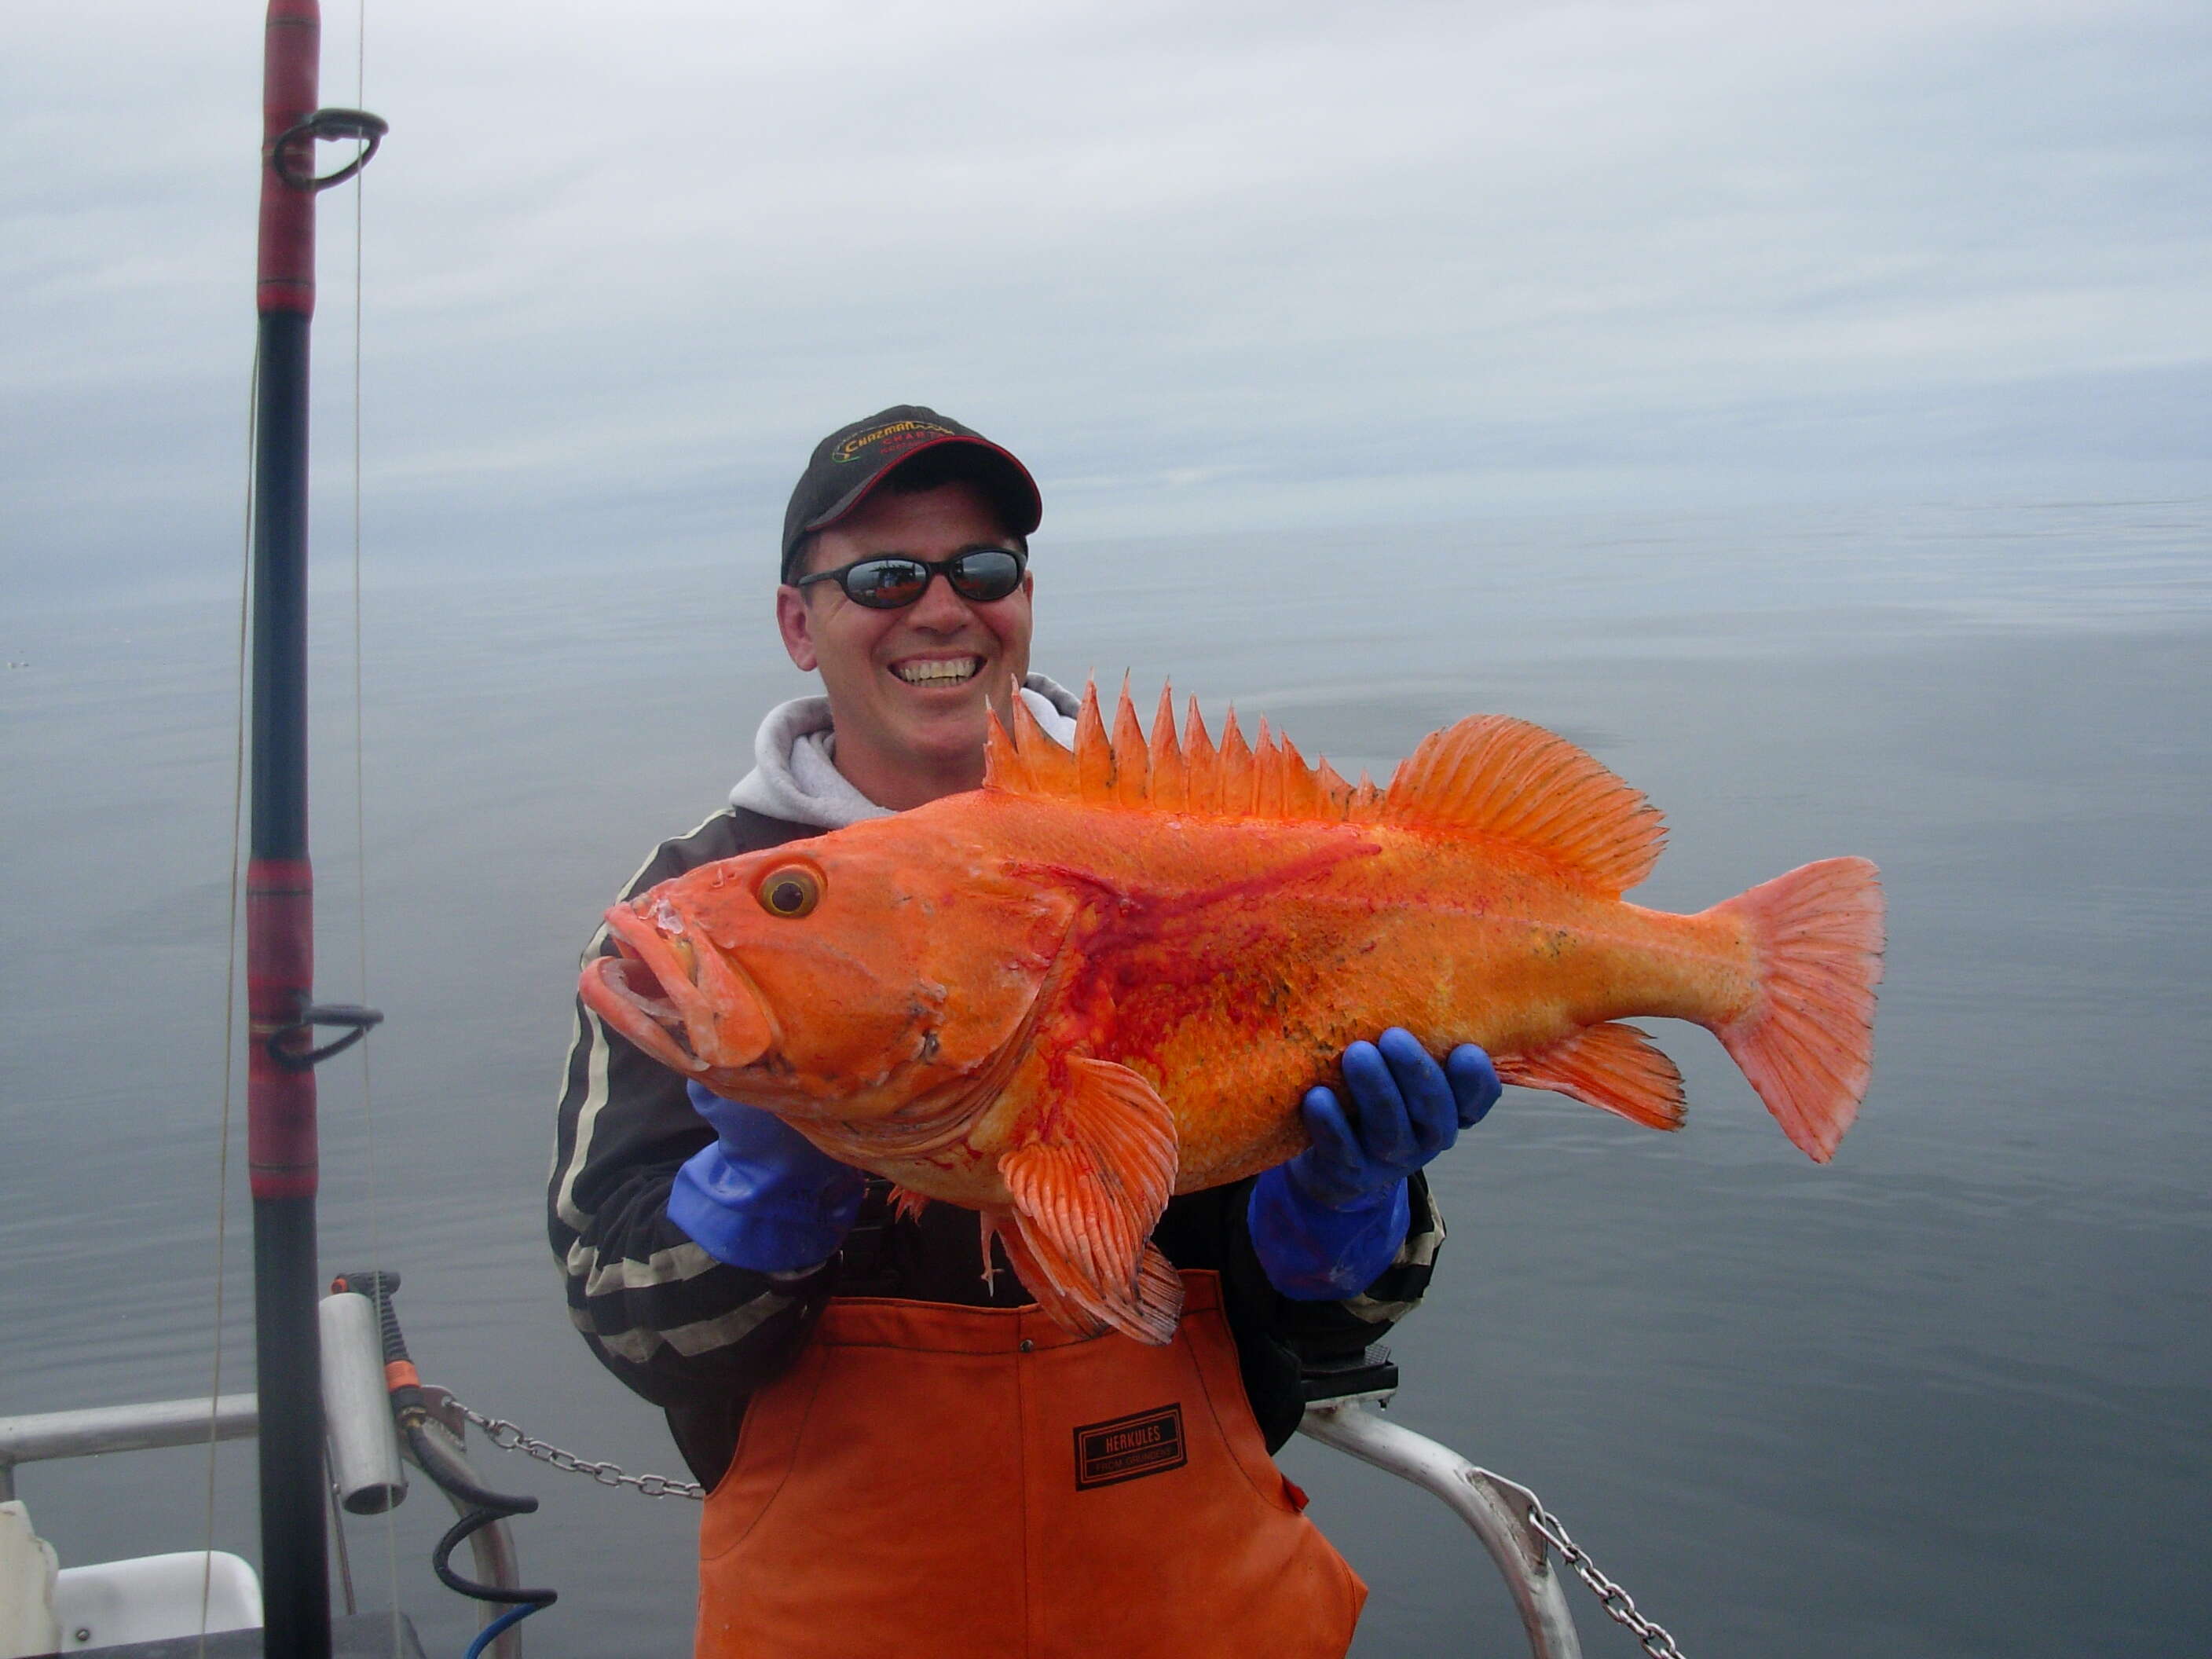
[728,673,1082,830]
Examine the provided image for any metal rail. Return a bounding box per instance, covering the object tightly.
[0,1395,258,1503]
[0,1390,526,1656]
[1299,1398,1584,1658]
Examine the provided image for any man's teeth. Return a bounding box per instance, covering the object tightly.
[892,657,981,685]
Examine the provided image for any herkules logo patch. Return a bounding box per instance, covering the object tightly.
[833,419,955,464]
[1073,1404,1187,1489]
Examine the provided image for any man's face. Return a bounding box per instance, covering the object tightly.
[775,478,1035,804]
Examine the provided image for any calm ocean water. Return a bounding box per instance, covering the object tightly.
[3,497,2207,1656]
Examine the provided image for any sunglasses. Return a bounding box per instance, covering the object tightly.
[793,546,1027,610]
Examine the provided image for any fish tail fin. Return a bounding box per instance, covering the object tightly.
[1708,856,1885,1163]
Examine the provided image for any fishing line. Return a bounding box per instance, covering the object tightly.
[340,3,411,1650]
[202,332,259,1659]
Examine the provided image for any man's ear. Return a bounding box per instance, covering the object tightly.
[775,585,819,672]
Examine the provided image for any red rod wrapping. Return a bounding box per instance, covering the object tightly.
[246,858,319,1200]
[258,0,320,317]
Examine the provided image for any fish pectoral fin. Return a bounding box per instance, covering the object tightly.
[1497,1021,1686,1131]
[997,1056,1184,1345]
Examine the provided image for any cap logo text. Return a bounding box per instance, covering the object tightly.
[833,419,956,464]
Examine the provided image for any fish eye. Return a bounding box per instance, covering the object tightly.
[756,863,823,919]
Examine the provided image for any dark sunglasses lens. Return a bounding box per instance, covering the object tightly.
[947,550,1024,602]
[843,559,930,608]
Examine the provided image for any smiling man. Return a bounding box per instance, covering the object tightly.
[768,418,1038,810]
[548,407,1498,1658]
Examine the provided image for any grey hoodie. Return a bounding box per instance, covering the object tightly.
[726,673,1083,831]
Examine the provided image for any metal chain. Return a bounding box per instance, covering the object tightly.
[449,1400,705,1501]
[1526,1499,1686,1657]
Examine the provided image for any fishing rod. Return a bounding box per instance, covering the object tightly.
[247,3,385,1653]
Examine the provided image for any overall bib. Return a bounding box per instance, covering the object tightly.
[696,1271,1365,1657]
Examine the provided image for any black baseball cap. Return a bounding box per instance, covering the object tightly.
[780,405,1042,583]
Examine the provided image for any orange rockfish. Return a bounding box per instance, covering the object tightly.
[582,683,1884,1345]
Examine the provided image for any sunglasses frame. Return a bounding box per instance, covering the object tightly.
[791,545,1030,610]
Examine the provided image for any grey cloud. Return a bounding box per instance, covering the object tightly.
[4,0,2207,598]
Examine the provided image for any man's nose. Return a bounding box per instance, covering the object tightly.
[905,570,974,628]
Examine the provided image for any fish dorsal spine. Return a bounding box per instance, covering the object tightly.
[987,679,1668,896]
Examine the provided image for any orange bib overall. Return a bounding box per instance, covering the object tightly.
[696,1271,1365,1657]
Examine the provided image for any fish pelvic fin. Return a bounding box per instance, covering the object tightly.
[887,1184,930,1224]
[1496,1022,1686,1131]
[1709,856,1885,1163]
[996,1055,1184,1345]
[986,1216,1182,1347]
[980,1213,1088,1329]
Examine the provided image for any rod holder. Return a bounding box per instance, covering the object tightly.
[320,1292,406,1515]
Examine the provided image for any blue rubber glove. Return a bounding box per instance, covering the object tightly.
[668,1081,866,1273]
[1249,1030,1500,1300]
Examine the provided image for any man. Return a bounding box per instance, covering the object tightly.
[548,407,1498,1657]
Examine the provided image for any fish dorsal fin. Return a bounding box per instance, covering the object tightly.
[1146,683,1185,811]
[987,683,1661,892]
[1111,676,1149,809]
[1074,680,1115,803]
[986,676,1364,825]
[1385,715,1664,894]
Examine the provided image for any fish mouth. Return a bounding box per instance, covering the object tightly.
[580,901,775,1074]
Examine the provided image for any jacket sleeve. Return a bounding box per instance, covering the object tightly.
[1261,1170,1445,1360]
[1155,1170,1445,1453]
[547,819,833,1413]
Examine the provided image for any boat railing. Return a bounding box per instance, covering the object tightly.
[1298,1344,1586,1658]
[0,1395,258,1505]
[0,1372,525,1658]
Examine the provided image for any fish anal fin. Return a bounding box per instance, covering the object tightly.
[996,1054,1181,1344]
[1497,1021,1685,1131]
[1385,716,1666,895]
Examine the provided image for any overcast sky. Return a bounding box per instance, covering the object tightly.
[4,0,2207,596]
